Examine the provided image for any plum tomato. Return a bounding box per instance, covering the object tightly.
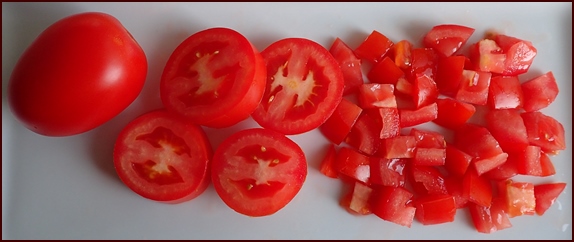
[252,38,345,135]
[113,109,212,203]
[211,128,307,217]
[160,27,266,128]
[8,12,147,136]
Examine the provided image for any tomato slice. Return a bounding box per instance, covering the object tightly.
[463,167,493,207]
[329,37,364,95]
[469,39,506,74]
[534,183,566,216]
[410,128,446,149]
[160,27,266,128]
[252,38,344,135]
[113,109,212,203]
[211,128,307,217]
[423,24,475,57]
[319,98,362,145]
[444,144,472,177]
[391,39,413,70]
[381,135,417,159]
[455,124,508,175]
[354,30,394,63]
[521,71,559,112]
[410,165,449,196]
[412,74,439,109]
[488,75,524,110]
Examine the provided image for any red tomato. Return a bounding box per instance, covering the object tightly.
[534,183,566,215]
[435,55,465,96]
[354,30,394,63]
[444,144,473,177]
[484,153,519,181]
[455,124,508,175]
[391,39,413,69]
[469,39,506,74]
[381,136,417,159]
[521,111,566,153]
[515,146,556,177]
[444,176,469,208]
[357,83,397,109]
[521,71,559,112]
[367,56,405,84]
[410,165,449,196]
[410,128,445,149]
[319,144,338,178]
[319,98,362,145]
[494,34,537,76]
[370,157,407,187]
[252,38,344,135]
[468,197,512,234]
[340,181,373,215]
[371,186,416,228]
[408,48,438,81]
[455,70,492,105]
[414,194,457,225]
[463,167,493,207]
[413,148,446,166]
[113,109,212,203]
[485,109,529,153]
[345,111,382,155]
[370,107,401,139]
[336,147,371,184]
[412,74,439,109]
[423,24,475,57]
[329,38,364,95]
[399,102,438,128]
[499,180,536,218]
[488,76,524,110]
[433,98,476,130]
[211,128,307,217]
[160,27,266,128]
[8,12,147,136]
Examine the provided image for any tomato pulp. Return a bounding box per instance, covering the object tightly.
[113,109,212,203]
[160,27,266,128]
[252,38,344,135]
[211,128,307,217]
[8,12,147,136]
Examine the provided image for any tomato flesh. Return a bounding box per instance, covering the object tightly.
[329,37,364,95]
[488,75,524,110]
[414,194,457,225]
[423,24,475,57]
[534,183,566,215]
[371,186,416,228]
[319,98,362,145]
[521,111,566,153]
[521,71,559,112]
[252,38,344,135]
[354,30,394,63]
[113,109,212,203]
[211,128,307,217]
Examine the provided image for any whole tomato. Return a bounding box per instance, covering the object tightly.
[8,12,148,136]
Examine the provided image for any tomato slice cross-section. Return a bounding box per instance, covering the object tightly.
[113,109,212,203]
[211,128,307,217]
[252,38,344,135]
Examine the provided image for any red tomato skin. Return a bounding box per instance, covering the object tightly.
[211,128,307,217]
[412,74,439,109]
[160,27,266,128]
[336,147,371,184]
[521,71,559,112]
[494,34,537,76]
[358,83,397,109]
[433,98,476,130]
[340,181,373,215]
[370,157,407,187]
[435,55,466,96]
[414,194,457,225]
[399,102,438,128]
[371,186,416,228]
[329,38,364,95]
[423,24,475,57]
[8,12,147,136]
[367,57,404,84]
[488,76,524,110]
[113,109,212,203]
[345,111,381,156]
[444,144,472,177]
[252,38,344,135]
[534,183,566,215]
[521,111,566,153]
[319,144,338,178]
[319,98,362,145]
[499,180,536,218]
[455,70,492,106]
[485,109,529,153]
[354,30,394,63]
[463,167,493,207]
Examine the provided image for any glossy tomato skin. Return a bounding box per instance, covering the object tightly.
[211,128,307,217]
[252,38,344,135]
[8,12,147,136]
[160,27,266,128]
[113,109,212,203]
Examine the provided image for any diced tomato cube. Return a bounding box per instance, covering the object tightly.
[488,75,524,110]
[423,24,475,57]
[371,186,416,228]
[435,55,465,96]
[367,107,400,139]
[345,112,381,156]
[455,124,508,175]
[484,152,519,181]
[381,136,417,159]
[319,98,362,145]
[409,48,438,80]
[410,165,448,196]
[433,98,476,130]
[455,70,491,105]
[340,181,373,215]
[521,111,566,153]
[485,109,529,153]
[410,128,446,149]
[369,157,406,187]
[319,144,338,178]
[391,39,413,69]
[412,74,439,109]
[521,71,559,112]
[413,148,446,166]
[515,145,556,177]
[354,30,394,63]
[336,147,371,184]
[445,176,469,208]
[494,34,537,76]
[462,167,493,207]
[499,179,536,218]
[329,37,364,95]
[539,152,556,176]
[399,102,438,128]
[534,183,566,215]
[468,197,512,234]
[490,197,513,231]
[414,194,457,225]
[357,83,397,109]
[367,56,404,85]
[395,77,413,96]
[444,144,472,177]
[469,39,506,74]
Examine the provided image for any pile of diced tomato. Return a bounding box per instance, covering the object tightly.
[318,24,566,233]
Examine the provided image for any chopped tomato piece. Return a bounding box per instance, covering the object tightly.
[413,148,446,166]
[444,144,472,177]
[354,30,394,63]
[521,71,559,112]
[410,128,446,149]
[485,109,529,153]
[319,98,362,145]
[319,144,338,178]
[370,157,407,187]
[367,56,404,84]
[499,180,536,218]
[336,147,371,184]
[469,39,506,74]
[399,102,438,128]
[357,83,397,109]
[445,176,469,208]
[539,152,557,176]
[340,181,373,215]
[455,124,508,175]
[414,194,457,225]
[371,186,416,228]
[488,75,524,110]
[521,111,566,153]
[345,111,381,155]
[435,55,465,96]
[455,70,492,105]
[462,167,493,207]
[515,146,556,177]
[395,77,414,96]
[410,165,449,195]
[413,74,439,109]
[433,98,475,130]
[329,37,364,95]
[423,24,475,57]
[468,197,512,234]
[381,135,417,159]
[484,152,519,181]
[494,34,537,76]
[391,39,413,69]
[408,48,438,80]
[534,183,566,215]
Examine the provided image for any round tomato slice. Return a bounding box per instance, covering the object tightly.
[211,128,307,217]
[160,27,266,128]
[252,38,344,135]
[113,109,212,203]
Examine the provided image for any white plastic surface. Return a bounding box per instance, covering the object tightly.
[2,2,572,239]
